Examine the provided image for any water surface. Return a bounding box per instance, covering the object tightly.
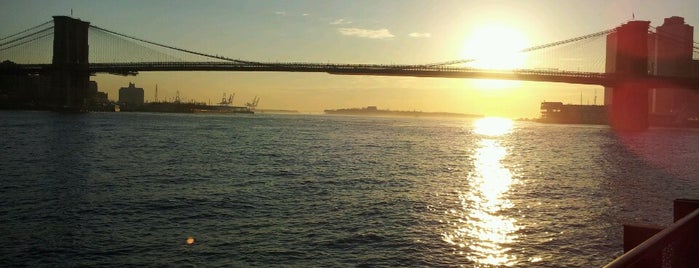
[1,111,698,267]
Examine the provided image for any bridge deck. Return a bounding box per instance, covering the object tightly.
[3,62,698,88]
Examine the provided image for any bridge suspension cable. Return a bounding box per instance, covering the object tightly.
[422,27,616,67]
[0,26,53,51]
[419,59,476,67]
[0,31,53,53]
[519,28,616,53]
[0,25,53,48]
[89,25,258,65]
[0,20,52,41]
[0,21,54,63]
[89,26,184,63]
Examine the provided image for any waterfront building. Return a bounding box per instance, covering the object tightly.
[539,102,607,125]
[0,62,53,109]
[118,82,144,109]
[84,91,114,112]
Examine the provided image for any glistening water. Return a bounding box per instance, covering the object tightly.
[1,111,698,267]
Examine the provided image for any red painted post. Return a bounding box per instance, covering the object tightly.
[673,199,699,267]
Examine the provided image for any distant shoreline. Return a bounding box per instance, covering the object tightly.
[256,109,299,114]
[324,106,482,118]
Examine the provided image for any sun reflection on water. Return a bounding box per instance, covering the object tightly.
[473,117,513,136]
[442,117,520,267]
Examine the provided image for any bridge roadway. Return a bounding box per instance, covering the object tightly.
[5,62,699,89]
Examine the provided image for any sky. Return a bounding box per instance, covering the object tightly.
[1,0,698,118]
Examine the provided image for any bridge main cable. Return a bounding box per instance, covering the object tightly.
[422,27,617,67]
[0,20,52,41]
[0,26,53,49]
[0,29,53,52]
[519,28,616,53]
[89,24,259,65]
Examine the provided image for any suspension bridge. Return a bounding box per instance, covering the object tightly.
[1,16,699,130]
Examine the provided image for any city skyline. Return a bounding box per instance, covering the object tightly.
[2,0,698,118]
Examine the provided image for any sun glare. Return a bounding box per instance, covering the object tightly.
[473,117,514,136]
[461,24,529,70]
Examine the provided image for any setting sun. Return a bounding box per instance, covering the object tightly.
[461,24,529,70]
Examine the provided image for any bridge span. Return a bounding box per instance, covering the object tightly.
[2,16,699,130]
[8,61,615,86]
[10,61,698,89]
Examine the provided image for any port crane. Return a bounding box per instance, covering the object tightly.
[219,93,235,106]
[246,96,260,111]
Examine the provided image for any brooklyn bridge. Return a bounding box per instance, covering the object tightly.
[2,16,699,130]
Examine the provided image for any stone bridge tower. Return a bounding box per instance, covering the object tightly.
[51,16,90,111]
[606,20,651,131]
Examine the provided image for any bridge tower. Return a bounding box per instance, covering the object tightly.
[51,16,90,111]
[605,21,651,131]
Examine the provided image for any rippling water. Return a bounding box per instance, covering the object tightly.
[1,111,699,267]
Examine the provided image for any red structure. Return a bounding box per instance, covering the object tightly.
[605,199,699,267]
[649,17,697,126]
[606,21,651,131]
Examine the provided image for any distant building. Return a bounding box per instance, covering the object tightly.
[85,91,114,112]
[652,17,694,77]
[539,102,607,125]
[88,81,98,95]
[1,61,112,111]
[605,16,699,126]
[118,82,144,109]
[0,61,52,109]
[648,16,698,125]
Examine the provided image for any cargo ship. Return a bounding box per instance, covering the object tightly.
[120,101,253,114]
[324,106,482,118]
[122,95,259,114]
[538,102,608,125]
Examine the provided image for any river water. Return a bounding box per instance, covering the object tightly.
[1,111,698,267]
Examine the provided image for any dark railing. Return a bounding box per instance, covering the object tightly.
[604,199,699,268]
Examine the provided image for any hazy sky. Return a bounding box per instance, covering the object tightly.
[1,0,698,117]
